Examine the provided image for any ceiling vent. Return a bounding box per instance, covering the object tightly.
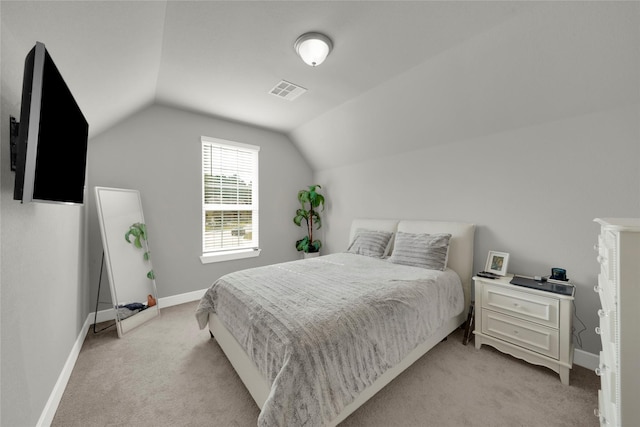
[269,80,307,101]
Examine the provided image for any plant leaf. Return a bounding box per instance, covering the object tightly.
[296,236,310,252]
[298,190,309,205]
[138,223,147,240]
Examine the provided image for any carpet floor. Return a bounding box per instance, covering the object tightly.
[52,301,599,426]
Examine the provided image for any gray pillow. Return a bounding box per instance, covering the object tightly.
[347,229,394,258]
[389,231,451,270]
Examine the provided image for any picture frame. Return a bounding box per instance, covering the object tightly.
[485,251,510,276]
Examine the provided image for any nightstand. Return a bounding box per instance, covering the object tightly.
[473,274,575,385]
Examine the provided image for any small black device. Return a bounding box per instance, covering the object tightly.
[510,275,574,296]
[477,271,500,279]
[551,268,567,281]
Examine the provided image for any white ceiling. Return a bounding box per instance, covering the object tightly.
[1,1,530,137]
[2,1,638,172]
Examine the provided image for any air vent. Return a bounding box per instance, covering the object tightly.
[269,80,307,101]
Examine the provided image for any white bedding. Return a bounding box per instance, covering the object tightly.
[196,252,464,427]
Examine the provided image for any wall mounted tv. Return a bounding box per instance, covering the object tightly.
[12,41,89,205]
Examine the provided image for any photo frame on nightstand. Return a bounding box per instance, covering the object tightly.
[485,251,509,276]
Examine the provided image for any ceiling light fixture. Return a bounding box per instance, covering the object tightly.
[294,32,333,67]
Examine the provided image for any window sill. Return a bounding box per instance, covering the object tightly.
[200,248,261,264]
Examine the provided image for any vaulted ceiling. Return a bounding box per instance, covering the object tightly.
[0,2,528,133]
[2,1,638,171]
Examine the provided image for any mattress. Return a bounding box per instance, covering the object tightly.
[195,252,464,426]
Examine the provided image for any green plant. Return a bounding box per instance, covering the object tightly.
[293,185,325,253]
[124,222,155,280]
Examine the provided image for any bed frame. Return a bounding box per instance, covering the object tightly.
[208,219,475,426]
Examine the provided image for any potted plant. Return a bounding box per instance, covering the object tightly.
[293,184,325,257]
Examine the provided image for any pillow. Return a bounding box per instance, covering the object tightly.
[388,231,451,270]
[347,229,394,258]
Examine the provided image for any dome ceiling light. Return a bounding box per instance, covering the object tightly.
[294,32,333,67]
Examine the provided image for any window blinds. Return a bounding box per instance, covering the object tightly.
[202,137,259,254]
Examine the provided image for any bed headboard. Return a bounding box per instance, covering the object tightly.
[350,218,476,313]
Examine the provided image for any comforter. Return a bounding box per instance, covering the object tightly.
[195,253,464,426]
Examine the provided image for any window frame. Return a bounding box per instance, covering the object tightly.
[199,136,261,264]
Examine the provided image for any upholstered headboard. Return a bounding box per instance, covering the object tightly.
[349,218,476,313]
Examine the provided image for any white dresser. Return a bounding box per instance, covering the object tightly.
[593,218,640,427]
[473,274,574,385]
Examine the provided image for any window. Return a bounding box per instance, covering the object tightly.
[201,136,260,263]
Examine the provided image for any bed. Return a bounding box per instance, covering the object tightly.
[195,219,475,426]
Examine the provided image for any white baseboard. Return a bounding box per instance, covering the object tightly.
[159,288,207,308]
[36,314,92,427]
[37,288,208,426]
[573,348,599,371]
[90,289,208,323]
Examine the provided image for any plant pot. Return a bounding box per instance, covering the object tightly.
[303,252,320,259]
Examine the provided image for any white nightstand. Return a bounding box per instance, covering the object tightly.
[473,274,575,385]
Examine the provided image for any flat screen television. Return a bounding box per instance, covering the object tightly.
[13,41,89,205]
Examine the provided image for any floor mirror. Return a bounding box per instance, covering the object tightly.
[95,186,160,337]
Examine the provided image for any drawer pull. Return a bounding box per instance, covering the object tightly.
[595,326,601,335]
[598,309,609,318]
[597,255,605,263]
[594,285,601,293]
[595,364,607,376]
[594,409,610,425]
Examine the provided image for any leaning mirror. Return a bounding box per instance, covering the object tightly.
[95,186,160,337]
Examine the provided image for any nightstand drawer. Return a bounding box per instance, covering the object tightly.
[482,284,559,328]
[482,310,559,359]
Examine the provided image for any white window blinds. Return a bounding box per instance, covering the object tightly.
[202,137,259,255]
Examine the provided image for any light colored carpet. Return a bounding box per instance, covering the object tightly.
[52,301,599,426]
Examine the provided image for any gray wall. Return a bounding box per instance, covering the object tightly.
[313,103,640,356]
[1,74,91,426]
[87,104,313,305]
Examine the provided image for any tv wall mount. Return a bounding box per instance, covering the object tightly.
[10,116,19,171]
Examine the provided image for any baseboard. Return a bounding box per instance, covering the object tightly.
[573,348,599,371]
[91,288,208,323]
[36,314,92,427]
[37,288,208,426]
[159,288,207,308]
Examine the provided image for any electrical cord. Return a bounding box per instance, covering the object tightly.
[572,296,587,349]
